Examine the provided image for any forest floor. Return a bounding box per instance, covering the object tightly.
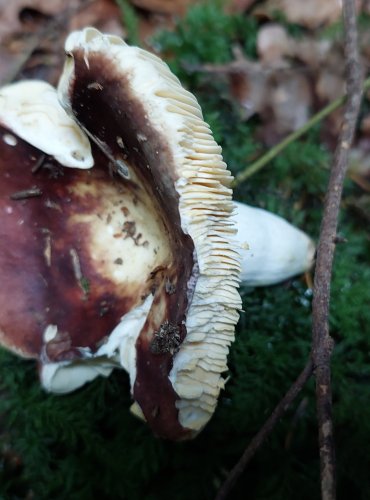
[0,1,370,499]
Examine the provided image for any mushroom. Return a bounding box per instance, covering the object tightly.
[0,28,314,440]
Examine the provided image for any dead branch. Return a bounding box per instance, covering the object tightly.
[215,1,362,499]
[311,1,363,499]
[215,360,313,500]
[0,0,94,87]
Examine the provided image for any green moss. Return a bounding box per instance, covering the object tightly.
[116,0,140,46]
[153,1,257,81]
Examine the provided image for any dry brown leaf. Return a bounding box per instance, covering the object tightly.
[138,13,175,49]
[225,0,258,14]
[193,53,270,120]
[0,0,126,85]
[257,71,312,145]
[257,22,335,67]
[257,23,291,64]
[130,0,197,15]
[69,0,124,34]
[254,0,342,28]
[230,67,269,119]
[0,0,78,84]
[0,0,80,40]
[348,141,370,192]
[255,21,345,139]
[194,52,312,140]
[316,70,344,103]
[269,72,312,134]
[357,0,370,15]
[292,38,333,68]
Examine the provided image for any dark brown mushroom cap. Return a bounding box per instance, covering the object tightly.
[60,42,198,440]
[0,102,196,440]
[0,120,197,440]
[0,126,157,361]
[58,28,241,439]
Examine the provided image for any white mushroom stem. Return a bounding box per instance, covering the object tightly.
[234,201,315,286]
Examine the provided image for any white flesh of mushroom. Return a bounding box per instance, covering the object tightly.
[0,80,93,168]
[234,201,315,287]
[41,294,154,394]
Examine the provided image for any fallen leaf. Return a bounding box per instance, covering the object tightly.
[70,0,124,35]
[0,0,80,41]
[129,0,197,15]
[0,0,125,86]
[138,13,175,49]
[316,71,344,103]
[225,0,258,14]
[292,38,333,68]
[348,142,370,192]
[268,72,312,134]
[254,0,343,29]
[257,23,291,64]
[192,50,312,140]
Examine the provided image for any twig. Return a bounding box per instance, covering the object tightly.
[216,3,362,499]
[10,187,42,200]
[0,0,94,87]
[233,76,370,186]
[311,2,362,500]
[215,360,313,500]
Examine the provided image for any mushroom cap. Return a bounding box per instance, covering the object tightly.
[0,28,242,440]
[0,29,316,439]
[59,27,242,438]
[0,125,162,365]
[0,80,93,168]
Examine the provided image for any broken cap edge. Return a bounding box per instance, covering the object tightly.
[0,80,93,169]
[59,27,242,434]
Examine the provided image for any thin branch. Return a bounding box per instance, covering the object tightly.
[215,360,314,500]
[0,0,94,87]
[216,3,362,500]
[311,2,362,500]
[233,76,370,186]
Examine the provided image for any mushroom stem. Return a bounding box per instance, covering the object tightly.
[234,201,315,287]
